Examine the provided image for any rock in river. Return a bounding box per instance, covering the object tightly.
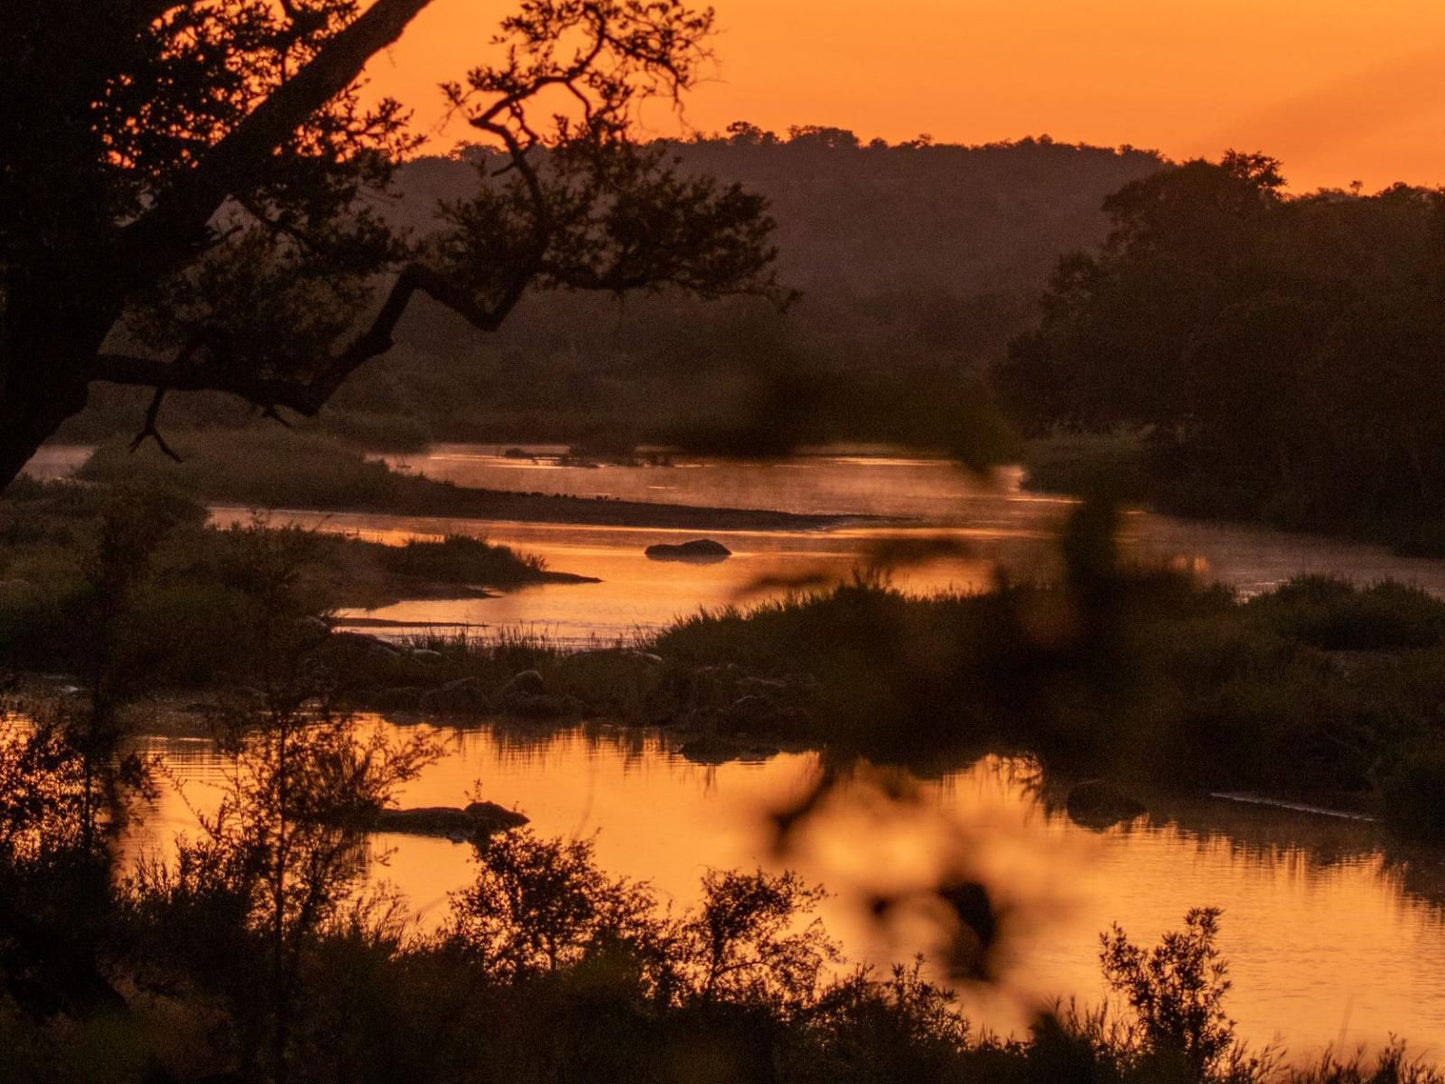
[644,539,732,562]
[1064,780,1147,831]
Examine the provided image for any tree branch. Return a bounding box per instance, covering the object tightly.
[128,388,183,462]
[91,261,535,416]
[118,0,437,285]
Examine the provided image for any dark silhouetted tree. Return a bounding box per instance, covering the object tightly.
[998,151,1445,535]
[0,1,785,488]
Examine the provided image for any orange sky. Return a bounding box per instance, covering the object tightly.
[362,0,1445,192]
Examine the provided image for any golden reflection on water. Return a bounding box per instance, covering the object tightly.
[209,444,1445,646]
[376,445,1023,522]
[147,446,1445,1056]
[128,721,1445,1061]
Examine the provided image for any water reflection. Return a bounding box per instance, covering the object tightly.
[377,443,1024,521]
[210,444,1445,646]
[18,444,93,481]
[128,719,1445,1059]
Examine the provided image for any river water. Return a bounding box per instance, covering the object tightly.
[130,722,1445,1060]
[29,442,1445,1058]
[210,443,1445,645]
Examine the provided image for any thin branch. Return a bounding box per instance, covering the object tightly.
[128,388,183,462]
[91,260,537,417]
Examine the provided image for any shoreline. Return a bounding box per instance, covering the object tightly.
[207,490,883,532]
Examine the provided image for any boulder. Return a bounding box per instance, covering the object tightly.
[678,735,742,765]
[419,676,491,715]
[1065,780,1147,831]
[331,631,400,655]
[676,735,780,765]
[680,706,726,733]
[499,669,546,698]
[497,670,571,717]
[728,694,776,727]
[737,744,781,762]
[370,686,423,712]
[465,801,529,832]
[409,648,444,663]
[501,693,572,719]
[644,539,732,562]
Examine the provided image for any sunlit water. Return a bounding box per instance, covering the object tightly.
[202,443,1445,645]
[127,721,1445,1060]
[18,444,93,481]
[28,442,1445,1056]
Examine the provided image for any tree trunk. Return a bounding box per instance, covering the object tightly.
[1,269,113,490]
[0,375,91,490]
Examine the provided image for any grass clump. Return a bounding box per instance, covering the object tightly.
[637,569,1445,837]
[378,534,546,583]
[1246,575,1445,651]
[1376,742,1445,839]
[76,428,421,510]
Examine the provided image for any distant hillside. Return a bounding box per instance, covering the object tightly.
[399,129,1165,298]
[67,130,1167,449]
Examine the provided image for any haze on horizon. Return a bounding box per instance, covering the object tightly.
[363,0,1445,192]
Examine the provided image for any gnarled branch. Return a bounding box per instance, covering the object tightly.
[92,260,533,418]
[118,0,436,286]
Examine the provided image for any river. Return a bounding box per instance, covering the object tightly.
[208,443,1445,645]
[28,441,1445,1058]
[129,721,1445,1060]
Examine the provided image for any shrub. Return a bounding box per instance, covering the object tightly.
[378,534,545,585]
[1099,907,1237,1076]
[1249,576,1445,651]
[1378,742,1445,839]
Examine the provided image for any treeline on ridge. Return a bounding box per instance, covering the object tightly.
[63,127,1164,451]
[1000,152,1445,548]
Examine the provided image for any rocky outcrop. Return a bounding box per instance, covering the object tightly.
[644,539,732,562]
[677,735,780,765]
[497,669,576,718]
[419,676,492,714]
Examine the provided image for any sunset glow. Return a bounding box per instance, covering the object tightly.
[364,0,1445,191]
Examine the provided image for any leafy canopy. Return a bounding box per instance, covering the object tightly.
[0,1,785,482]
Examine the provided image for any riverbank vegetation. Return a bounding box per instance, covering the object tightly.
[603,569,1445,838]
[5,481,1444,840]
[73,429,847,529]
[0,479,563,684]
[998,153,1445,553]
[1,692,1439,1084]
[305,522,1445,839]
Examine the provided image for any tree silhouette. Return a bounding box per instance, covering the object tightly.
[0,1,785,487]
[998,152,1445,537]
